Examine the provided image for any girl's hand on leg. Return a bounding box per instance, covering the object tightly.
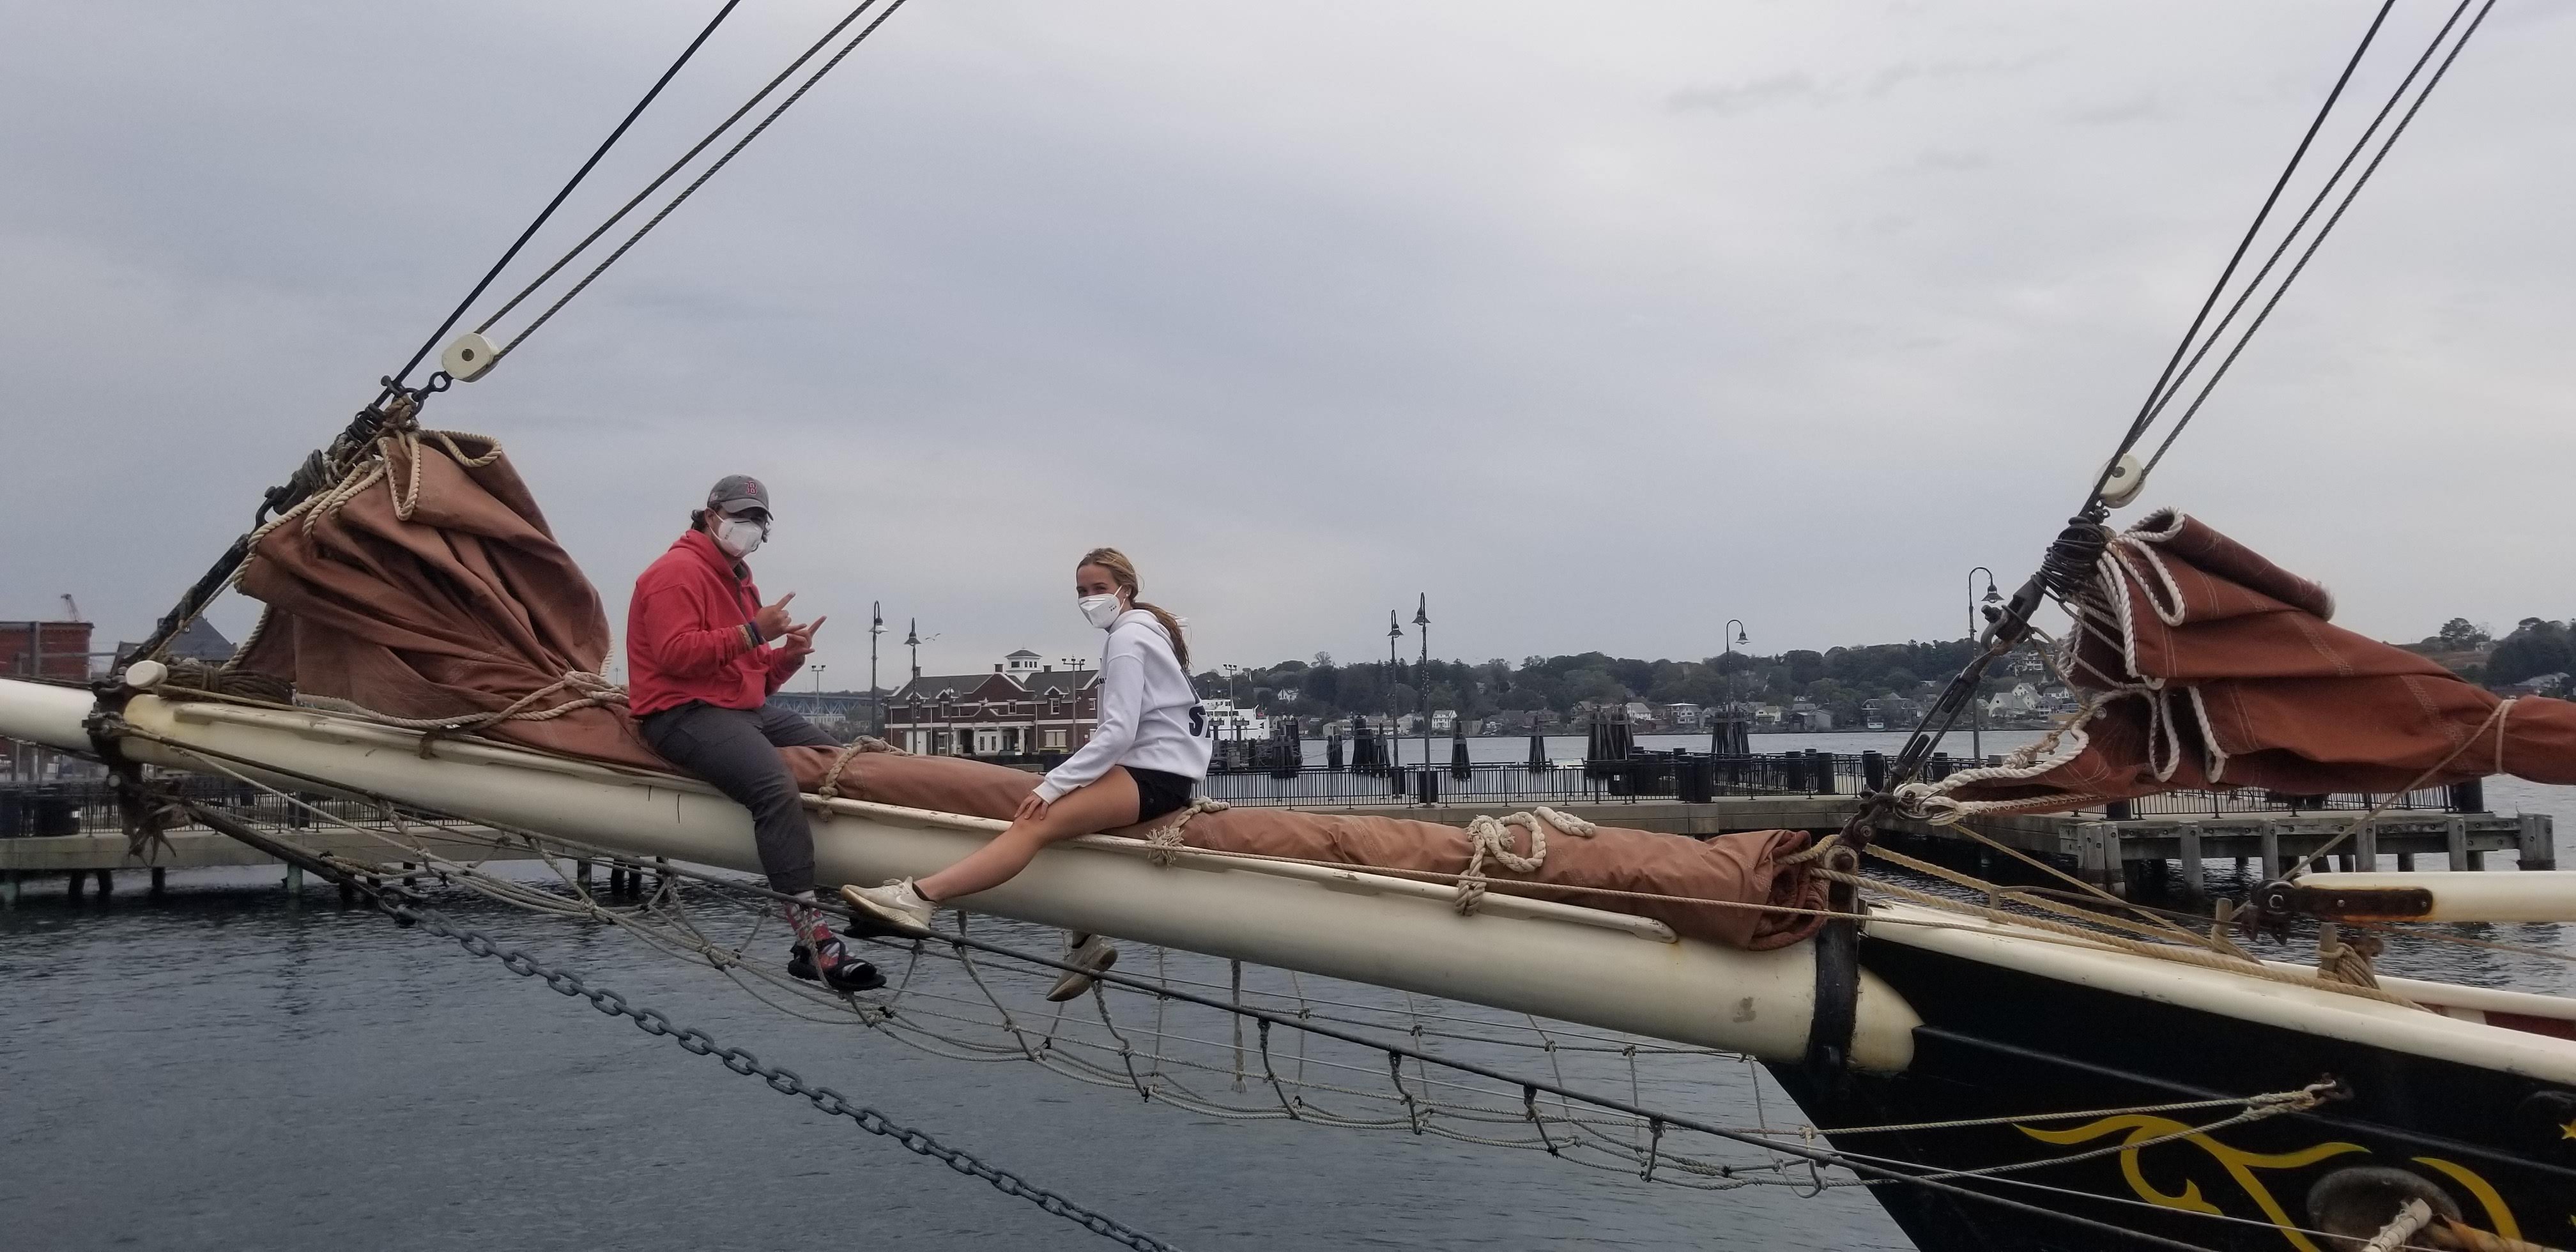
[1014,792,1050,824]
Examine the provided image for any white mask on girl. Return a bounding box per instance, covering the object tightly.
[713,516,767,558]
[1079,594,1123,630]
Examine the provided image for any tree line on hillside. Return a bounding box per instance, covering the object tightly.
[1192,639,2012,729]
[2415,616,2576,690]
[1192,613,2576,731]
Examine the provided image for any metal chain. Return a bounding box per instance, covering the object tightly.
[390,897,1184,1251]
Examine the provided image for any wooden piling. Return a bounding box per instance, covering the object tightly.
[2175,827,2205,902]
[3,870,17,908]
[2352,821,2378,873]
[2446,818,2470,872]
[149,866,166,897]
[93,869,112,896]
[67,869,85,900]
[2517,813,2557,870]
[2075,823,2120,895]
[2258,824,2281,882]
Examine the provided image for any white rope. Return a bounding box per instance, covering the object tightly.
[1141,797,1230,867]
[2361,1199,2434,1252]
[1453,806,1596,915]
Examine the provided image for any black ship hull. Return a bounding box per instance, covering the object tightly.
[1772,940,2576,1251]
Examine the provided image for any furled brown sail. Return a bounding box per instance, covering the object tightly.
[1919,510,2576,818]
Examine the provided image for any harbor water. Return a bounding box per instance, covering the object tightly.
[4,730,2568,1249]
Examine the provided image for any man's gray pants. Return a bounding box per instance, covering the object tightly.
[639,700,839,896]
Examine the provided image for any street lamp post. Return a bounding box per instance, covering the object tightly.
[1722,619,1749,754]
[1968,567,2000,761]
[868,601,884,737]
[811,662,826,694]
[1386,609,1403,768]
[1413,593,1430,773]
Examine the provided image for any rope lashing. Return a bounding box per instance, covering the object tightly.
[1453,807,1597,915]
[815,735,907,804]
[2361,1200,2435,1252]
[2314,923,2384,990]
[1143,798,1231,867]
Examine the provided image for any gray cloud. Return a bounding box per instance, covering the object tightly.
[4,1,2574,686]
[1667,72,1828,116]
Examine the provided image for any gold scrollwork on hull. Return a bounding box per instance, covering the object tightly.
[2016,1118,2540,1251]
[2018,1115,2362,1252]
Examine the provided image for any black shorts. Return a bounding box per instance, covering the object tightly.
[1126,767,1195,824]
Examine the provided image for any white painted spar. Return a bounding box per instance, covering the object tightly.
[0,680,1919,1070]
[2291,871,2576,923]
[0,679,92,751]
[1867,903,2576,1085]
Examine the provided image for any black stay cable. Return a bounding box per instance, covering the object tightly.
[2131,0,2476,447]
[474,0,891,338]
[125,1,742,664]
[166,798,1184,1252]
[2140,0,2497,480]
[491,0,911,365]
[1878,0,2462,810]
[387,0,745,392]
[2082,0,2396,514]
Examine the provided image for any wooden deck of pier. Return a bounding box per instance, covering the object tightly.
[0,824,645,905]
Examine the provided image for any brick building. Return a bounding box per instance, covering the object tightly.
[2,620,95,681]
[884,650,1100,758]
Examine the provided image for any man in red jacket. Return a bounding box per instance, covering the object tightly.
[629,475,879,992]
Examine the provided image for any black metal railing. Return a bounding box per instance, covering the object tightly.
[0,776,475,838]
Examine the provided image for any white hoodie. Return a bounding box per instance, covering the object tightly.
[1036,609,1214,803]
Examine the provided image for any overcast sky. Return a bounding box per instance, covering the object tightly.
[4,1,2571,686]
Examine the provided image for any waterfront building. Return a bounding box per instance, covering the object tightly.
[3,618,95,681]
[1429,709,1457,733]
[881,652,1099,758]
[1203,698,1271,741]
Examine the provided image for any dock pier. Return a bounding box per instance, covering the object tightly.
[0,752,2555,903]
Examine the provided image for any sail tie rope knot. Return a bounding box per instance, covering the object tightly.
[813,736,907,806]
[1143,797,1231,867]
[1454,807,1597,915]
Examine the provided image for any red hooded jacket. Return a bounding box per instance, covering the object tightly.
[626,529,802,717]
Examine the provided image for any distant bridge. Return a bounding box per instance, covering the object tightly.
[767,691,881,722]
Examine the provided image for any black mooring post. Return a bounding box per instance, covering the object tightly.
[1861,751,1886,793]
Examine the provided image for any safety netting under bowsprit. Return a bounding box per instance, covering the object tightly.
[126,766,2383,1252]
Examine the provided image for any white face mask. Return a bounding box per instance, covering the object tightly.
[1079,594,1123,630]
[713,516,767,558]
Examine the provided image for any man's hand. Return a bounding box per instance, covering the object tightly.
[1013,792,1050,824]
[775,615,827,662]
[754,592,796,639]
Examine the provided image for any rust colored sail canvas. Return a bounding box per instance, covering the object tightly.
[1927,510,2576,816]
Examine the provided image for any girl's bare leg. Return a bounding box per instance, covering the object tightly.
[916,768,1142,903]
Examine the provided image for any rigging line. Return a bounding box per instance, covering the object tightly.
[174,803,1184,1252]
[388,0,744,390]
[2138,0,2498,480]
[2131,0,2477,438]
[475,0,887,336]
[2083,0,2398,511]
[493,0,912,363]
[125,745,2203,1248]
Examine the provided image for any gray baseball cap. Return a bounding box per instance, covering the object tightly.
[707,474,772,517]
